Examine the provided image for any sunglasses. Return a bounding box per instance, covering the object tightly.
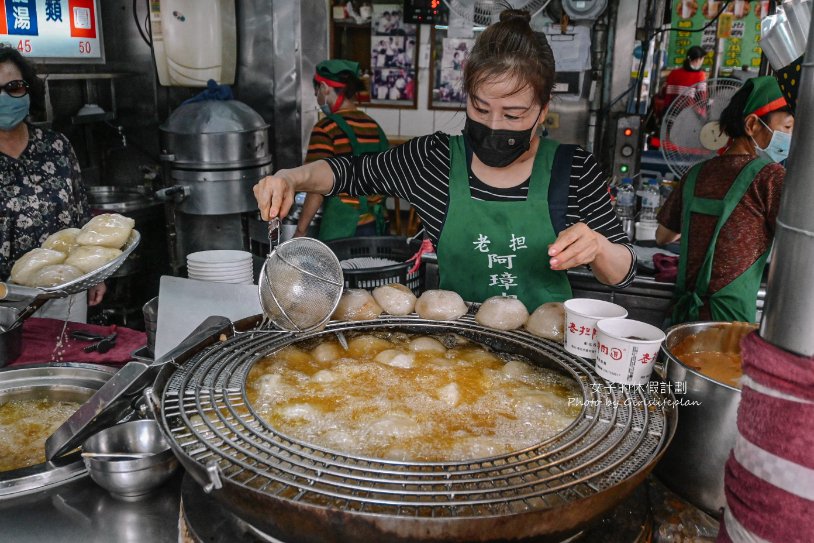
[0,80,29,98]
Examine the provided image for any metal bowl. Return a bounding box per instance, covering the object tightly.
[82,420,179,499]
[655,321,755,516]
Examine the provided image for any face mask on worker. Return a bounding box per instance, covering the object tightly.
[752,117,791,163]
[463,110,541,168]
[0,93,29,130]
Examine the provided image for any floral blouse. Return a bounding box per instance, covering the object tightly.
[0,124,89,279]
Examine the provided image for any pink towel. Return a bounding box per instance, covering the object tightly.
[718,332,814,543]
[8,318,146,367]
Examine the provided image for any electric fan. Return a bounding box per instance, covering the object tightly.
[660,77,744,179]
[443,0,554,26]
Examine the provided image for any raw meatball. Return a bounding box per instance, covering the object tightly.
[10,248,66,286]
[65,245,122,273]
[29,264,84,287]
[76,213,135,248]
[41,228,81,255]
[414,290,467,321]
[332,289,383,321]
[525,302,566,342]
[372,283,416,316]
[475,296,529,331]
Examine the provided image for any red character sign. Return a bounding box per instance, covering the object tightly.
[68,0,96,38]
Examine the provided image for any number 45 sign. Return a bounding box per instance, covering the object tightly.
[0,0,102,61]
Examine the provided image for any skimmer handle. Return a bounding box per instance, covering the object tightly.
[268,217,281,252]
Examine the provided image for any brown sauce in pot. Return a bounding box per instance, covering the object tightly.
[670,323,757,389]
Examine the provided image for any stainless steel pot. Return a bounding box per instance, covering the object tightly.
[159,100,272,216]
[0,364,118,499]
[655,321,754,516]
[149,314,677,543]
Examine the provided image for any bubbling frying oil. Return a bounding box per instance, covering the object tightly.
[0,397,82,472]
[246,332,581,462]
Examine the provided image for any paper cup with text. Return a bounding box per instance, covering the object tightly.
[563,299,628,359]
[594,318,666,385]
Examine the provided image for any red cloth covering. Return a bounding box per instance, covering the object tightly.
[9,318,146,367]
[718,332,814,543]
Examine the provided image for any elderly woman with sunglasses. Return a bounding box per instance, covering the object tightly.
[0,47,105,320]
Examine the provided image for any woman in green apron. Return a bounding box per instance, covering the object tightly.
[295,59,390,242]
[656,77,794,323]
[255,9,635,310]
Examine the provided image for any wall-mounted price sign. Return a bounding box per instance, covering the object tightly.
[0,0,103,62]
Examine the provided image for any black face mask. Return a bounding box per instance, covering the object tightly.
[462,114,540,168]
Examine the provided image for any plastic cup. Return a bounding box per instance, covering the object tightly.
[594,318,666,386]
[563,299,628,359]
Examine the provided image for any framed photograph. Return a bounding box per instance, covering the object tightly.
[369,3,418,108]
[429,27,480,110]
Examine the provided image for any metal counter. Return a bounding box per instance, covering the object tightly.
[0,472,182,543]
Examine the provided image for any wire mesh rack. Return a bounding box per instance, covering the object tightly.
[156,315,674,522]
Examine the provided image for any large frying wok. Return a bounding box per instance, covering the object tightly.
[148,314,676,543]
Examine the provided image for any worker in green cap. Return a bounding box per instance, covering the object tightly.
[656,76,795,324]
[295,59,390,241]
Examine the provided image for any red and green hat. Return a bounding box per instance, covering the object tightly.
[743,76,788,117]
[314,59,360,88]
[314,59,359,114]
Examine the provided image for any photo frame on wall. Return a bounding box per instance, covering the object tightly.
[369,3,418,108]
[429,26,481,110]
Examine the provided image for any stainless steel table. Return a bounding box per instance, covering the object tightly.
[0,471,182,543]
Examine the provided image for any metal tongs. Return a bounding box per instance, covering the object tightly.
[70,329,118,353]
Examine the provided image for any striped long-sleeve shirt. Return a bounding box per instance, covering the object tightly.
[325,132,636,287]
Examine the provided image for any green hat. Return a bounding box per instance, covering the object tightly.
[314,59,360,86]
[743,76,788,117]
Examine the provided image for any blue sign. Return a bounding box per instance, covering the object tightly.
[5,0,39,36]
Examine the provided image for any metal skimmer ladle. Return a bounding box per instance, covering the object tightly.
[257,218,344,333]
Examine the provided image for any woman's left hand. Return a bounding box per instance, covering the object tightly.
[88,283,106,306]
[547,222,603,270]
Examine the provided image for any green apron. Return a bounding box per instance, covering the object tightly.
[318,113,389,241]
[671,157,771,323]
[435,135,573,308]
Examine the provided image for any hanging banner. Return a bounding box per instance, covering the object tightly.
[667,0,769,70]
[0,0,102,61]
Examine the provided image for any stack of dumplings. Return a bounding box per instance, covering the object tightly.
[8,213,135,288]
[330,285,566,344]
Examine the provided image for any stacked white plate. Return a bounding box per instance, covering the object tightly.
[187,250,254,284]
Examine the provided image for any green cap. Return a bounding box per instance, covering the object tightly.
[315,59,360,84]
[743,76,788,117]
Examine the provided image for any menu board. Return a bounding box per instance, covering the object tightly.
[667,0,768,70]
[0,0,102,61]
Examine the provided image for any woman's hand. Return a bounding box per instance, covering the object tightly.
[254,173,296,221]
[548,222,603,270]
[548,222,632,285]
[88,282,106,306]
[253,162,335,221]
